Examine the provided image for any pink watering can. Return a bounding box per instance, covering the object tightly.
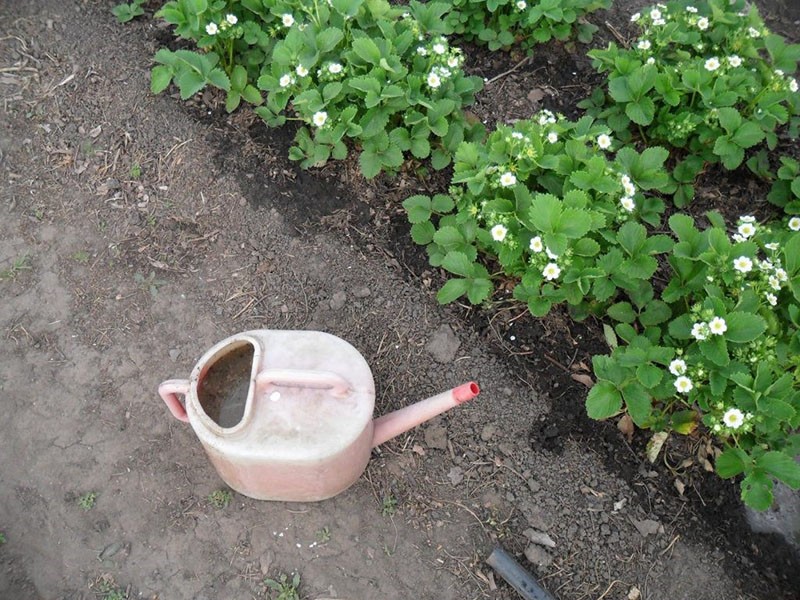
[159,330,479,501]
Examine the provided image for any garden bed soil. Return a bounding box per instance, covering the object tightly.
[1,1,799,599]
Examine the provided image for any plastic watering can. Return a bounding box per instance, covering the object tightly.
[159,330,479,501]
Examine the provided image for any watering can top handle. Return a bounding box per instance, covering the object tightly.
[159,379,191,422]
[255,368,351,398]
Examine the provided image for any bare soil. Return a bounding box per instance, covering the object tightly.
[1,1,799,599]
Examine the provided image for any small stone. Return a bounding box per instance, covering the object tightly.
[169,349,181,362]
[523,528,556,548]
[523,544,553,568]
[628,586,641,600]
[329,291,347,310]
[480,423,497,442]
[353,286,371,298]
[527,478,541,493]
[424,425,448,450]
[447,467,464,485]
[426,324,460,363]
[630,518,662,537]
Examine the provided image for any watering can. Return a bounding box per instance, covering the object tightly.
[158,330,479,501]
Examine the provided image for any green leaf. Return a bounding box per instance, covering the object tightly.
[410,222,435,245]
[716,447,749,478]
[586,381,623,420]
[351,37,381,65]
[636,364,663,389]
[607,302,636,323]
[639,301,671,326]
[529,194,561,233]
[175,70,206,100]
[403,195,431,224]
[466,278,493,304]
[699,335,729,366]
[617,221,647,256]
[625,97,655,125]
[732,122,765,149]
[358,149,381,178]
[717,107,742,133]
[437,279,469,304]
[623,382,652,426]
[150,65,173,94]
[741,472,774,511]
[441,251,473,278]
[757,452,800,488]
[725,312,767,343]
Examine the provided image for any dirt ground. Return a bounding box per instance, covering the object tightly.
[1,1,799,599]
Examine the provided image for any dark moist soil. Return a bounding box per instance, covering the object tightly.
[198,1,800,594]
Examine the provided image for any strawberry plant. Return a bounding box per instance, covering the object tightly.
[580,0,800,206]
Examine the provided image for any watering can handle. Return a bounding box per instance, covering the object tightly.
[255,369,351,398]
[159,379,191,422]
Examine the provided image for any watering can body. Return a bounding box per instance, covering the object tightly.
[159,330,478,502]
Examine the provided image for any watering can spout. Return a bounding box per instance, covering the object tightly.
[371,382,480,448]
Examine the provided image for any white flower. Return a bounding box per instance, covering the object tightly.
[790,79,799,93]
[775,69,784,77]
[545,247,559,259]
[491,224,508,242]
[620,196,636,212]
[530,236,543,253]
[653,17,666,25]
[759,259,773,271]
[432,43,446,55]
[296,65,308,77]
[775,268,788,282]
[597,133,612,149]
[686,6,698,13]
[697,17,709,30]
[631,12,641,22]
[748,26,760,38]
[728,55,742,68]
[447,56,459,68]
[650,8,662,20]
[623,181,636,197]
[722,408,744,429]
[312,111,328,127]
[417,46,428,56]
[328,63,343,74]
[638,40,651,50]
[733,256,753,273]
[512,131,524,140]
[674,376,693,394]
[427,71,441,89]
[205,22,218,35]
[500,172,517,187]
[737,223,756,238]
[766,292,778,306]
[789,216,800,231]
[282,13,295,27]
[669,359,687,376]
[646,57,656,65]
[542,262,561,281]
[708,316,727,335]
[691,322,708,341]
[547,131,558,143]
[765,242,779,251]
[226,13,238,25]
[279,74,294,88]
[517,0,527,9]
[705,57,720,72]
[739,215,755,223]
[769,275,781,290]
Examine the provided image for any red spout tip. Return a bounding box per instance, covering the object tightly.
[454,382,480,404]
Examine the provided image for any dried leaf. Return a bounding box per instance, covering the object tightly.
[527,88,545,102]
[571,373,595,388]
[674,478,685,496]
[411,444,426,456]
[617,414,634,442]
[646,431,669,463]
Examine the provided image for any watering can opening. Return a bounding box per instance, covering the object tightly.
[197,340,257,429]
